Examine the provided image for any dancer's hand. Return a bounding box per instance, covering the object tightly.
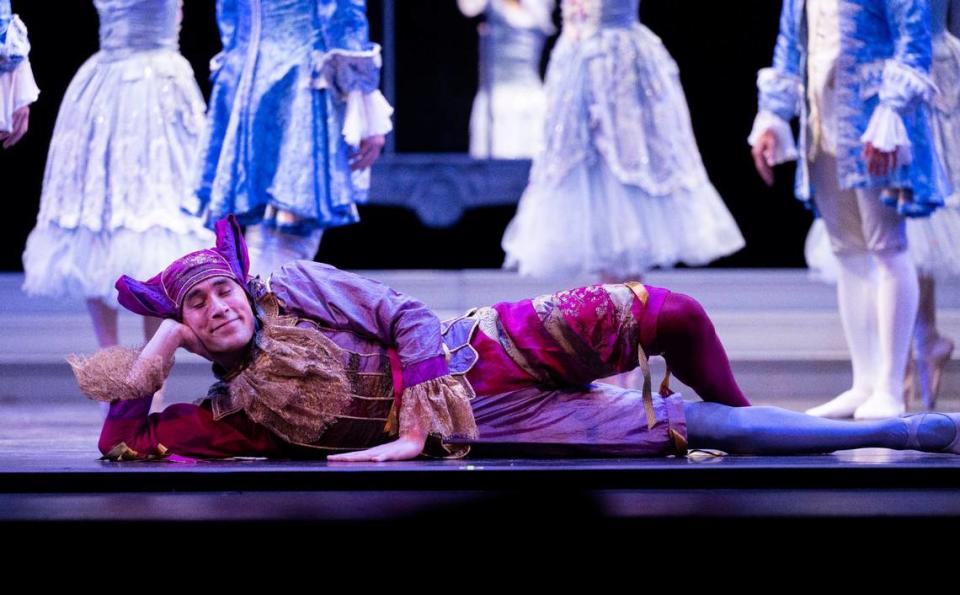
[2,105,29,149]
[863,142,897,177]
[327,430,427,462]
[124,319,187,395]
[350,134,385,171]
[177,322,215,361]
[751,129,778,186]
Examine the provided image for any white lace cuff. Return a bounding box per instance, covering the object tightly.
[0,59,39,132]
[12,58,38,107]
[748,110,798,164]
[861,103,913,164]
[342,89,394,146]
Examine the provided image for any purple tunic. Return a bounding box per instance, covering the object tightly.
[272,265,687,456]
[98,262,687,459]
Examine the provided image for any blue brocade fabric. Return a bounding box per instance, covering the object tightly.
[759,0,946,212]
[0,0,30,73]
[190,0,384,235]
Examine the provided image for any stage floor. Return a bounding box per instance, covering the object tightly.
[2,269,959,526]
[2,400,959,524]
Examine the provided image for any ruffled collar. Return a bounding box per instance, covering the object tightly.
[207,289,359,445]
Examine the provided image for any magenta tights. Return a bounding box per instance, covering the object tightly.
[648,292,751,407]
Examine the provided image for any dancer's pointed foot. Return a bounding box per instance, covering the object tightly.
[805,389,870,418]
[902,412,960,453]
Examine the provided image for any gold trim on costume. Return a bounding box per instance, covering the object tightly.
[624,281,649,306]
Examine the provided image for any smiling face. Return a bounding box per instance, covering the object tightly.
[180,276,256,363]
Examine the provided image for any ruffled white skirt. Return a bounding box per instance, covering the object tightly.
[502,24,744,278]
[22,49,212,305]
[503,156,746,278]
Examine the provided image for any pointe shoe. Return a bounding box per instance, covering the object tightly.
[902,412,960,454]
[916,336,954,411]
[854,392,905,420]
[946,414,960,455]
[805,390,870,418]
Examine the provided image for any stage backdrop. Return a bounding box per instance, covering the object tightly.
[0,0,810,272]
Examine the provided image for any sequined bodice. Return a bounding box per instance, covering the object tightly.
[95,0,180,57]
[481,2,550,86]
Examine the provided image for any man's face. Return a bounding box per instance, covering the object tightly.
[180,276,256,358]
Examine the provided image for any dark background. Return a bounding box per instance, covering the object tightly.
[0,0,811,272]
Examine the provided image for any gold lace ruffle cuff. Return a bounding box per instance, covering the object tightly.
[399,375,478,445]
[67,347,172,402]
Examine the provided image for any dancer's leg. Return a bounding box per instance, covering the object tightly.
[245,224,324,278]
[913,274,954,410]
[805,251,879,417]
[653,292,750,407]
[804,154,903,418]
[854,249,917,418]
[852,182,916,419]
[87,298,119,418]
[684,401,956,454]
[86,298,119,348]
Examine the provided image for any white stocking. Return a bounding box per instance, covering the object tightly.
[806,251,877,417]
[245,224,324,278]
[854,249,918,418]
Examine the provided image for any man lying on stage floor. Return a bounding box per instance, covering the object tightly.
[69,216,960,461]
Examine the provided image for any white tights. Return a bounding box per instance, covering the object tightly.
[807,249,918,418]
[245,224,324,278]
